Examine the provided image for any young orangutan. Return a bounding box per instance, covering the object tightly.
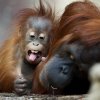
[0,0,57,95]
[32,0,100,95]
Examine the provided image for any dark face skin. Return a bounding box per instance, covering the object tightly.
[39,42,78,93]
[39,42,93,95]
[14,16,52,95]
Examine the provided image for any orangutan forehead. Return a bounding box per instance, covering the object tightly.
[27,16,52,32]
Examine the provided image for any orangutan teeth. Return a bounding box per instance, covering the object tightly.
[31,50,35,53]
[28,49,42,56]
[33,50,39,53]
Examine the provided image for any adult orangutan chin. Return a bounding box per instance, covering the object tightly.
[0,0,57,96]
[32,0,100,95]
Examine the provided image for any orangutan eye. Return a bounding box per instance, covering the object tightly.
[67,51,74,60]
[39,36,44,40]
[30,32,35,38]
[39,33,45,40]
[70,54,74,60]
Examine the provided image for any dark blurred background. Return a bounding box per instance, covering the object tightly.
[0,0,99,45]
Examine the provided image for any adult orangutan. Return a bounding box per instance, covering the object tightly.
[0,0,57,95]
[32,1,100,95]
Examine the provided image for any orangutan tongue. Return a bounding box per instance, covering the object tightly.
[29,54,37,61]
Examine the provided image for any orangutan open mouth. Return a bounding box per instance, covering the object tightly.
[27,50,42,62]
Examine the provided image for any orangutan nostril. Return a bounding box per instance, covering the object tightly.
[33,43,39,46]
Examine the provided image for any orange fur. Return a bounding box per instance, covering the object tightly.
[0,34,20,92]
[0,0,57,92]
[32,0,100,94]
